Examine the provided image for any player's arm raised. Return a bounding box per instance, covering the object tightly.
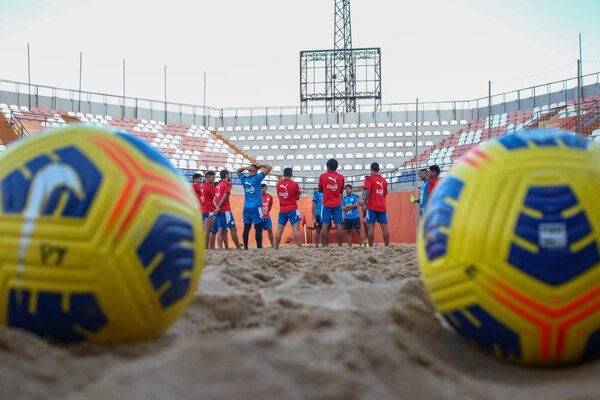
[236,166,248,175]
[258,164,272,176]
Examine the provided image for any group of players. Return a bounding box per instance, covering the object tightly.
[191,158,395,250]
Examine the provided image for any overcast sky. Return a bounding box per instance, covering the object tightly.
[1,0,599,108]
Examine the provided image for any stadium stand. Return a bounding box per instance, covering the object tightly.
[0,104,261,184]
[219,121,461,177]
[1,74,599,190]
[395,97,600,184]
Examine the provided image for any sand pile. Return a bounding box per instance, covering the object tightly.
[1,245,599,400]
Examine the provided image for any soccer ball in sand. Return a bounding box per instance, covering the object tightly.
[418,129,600,365]
[0,125,204,343]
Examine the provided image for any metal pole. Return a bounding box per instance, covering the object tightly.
[27,43,31,109]
[78,51,82,112]
[164,65,167,123]
[122,59,126,118]
[415,98,419,171]
[577,59,581,134]
[414,98,420,243]
[203,71,207,128]
[579,33,583,99]
[488,81,492,140]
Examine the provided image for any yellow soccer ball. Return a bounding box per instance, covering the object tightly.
[0,125,204,342]
[418,129,600,365]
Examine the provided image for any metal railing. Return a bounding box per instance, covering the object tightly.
[1,71,599,127]
[8,111,31,137]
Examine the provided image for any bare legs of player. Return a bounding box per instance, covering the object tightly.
[265,228,274,247]
[367,223,390,247]
[320,223,330,246]
[209,232,217,249]
[273,224,285,250]
[346,226,363,247]
[381,223,390,247]
[314,227,321,247]
[291,222,302,247]
[367,223,375,247]
[218,226,241,249]
[335,224,343,246]
[205,216,216,249]
[322,223,343,247]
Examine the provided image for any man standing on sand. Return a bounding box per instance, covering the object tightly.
[364,162,389,247]
[410,168,430,217]
[261,183,275,247]
[312,188,323,247]
[342,184,363,247]
[214,169,241,250]
[273,167,302,249]
[237,163,272,249]
[199,171,218,249]
[318,159,344,247]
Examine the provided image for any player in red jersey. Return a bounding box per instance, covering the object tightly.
[191,172,204,212]
[363,162,389,247]
[200,171,218,249]
[261,184,275,247]
[318,159,344,246]
[215,169,241,250]
[428,164,441,195]
[274,167,302,249]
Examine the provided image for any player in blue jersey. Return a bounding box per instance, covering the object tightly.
[410,168,430,217]
[312,188,324,247]
[342,184,363,247]
[237,163,272,249]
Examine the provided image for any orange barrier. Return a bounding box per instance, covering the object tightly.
[207,191,419,248]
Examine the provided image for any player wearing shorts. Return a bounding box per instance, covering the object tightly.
[342,184,363,247]
[237,163,272,249]
[199,171,218,249]
[215,169,241,250]
[261,183,275,247]
[318,158,344,246]
[312,189,323,247]
[274,167,302,249]
[364,162,389,247]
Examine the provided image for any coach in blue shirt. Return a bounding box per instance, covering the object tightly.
[410,168,430,217]
[342,184,363,247]
[312,189,324,247]
[237,163,272,249]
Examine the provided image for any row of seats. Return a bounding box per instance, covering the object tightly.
[243,140,431,151]
[255,151,411,161]
[230,130,450,141]
[0,105,253,172]
[217,119,468,132]
[397,97,600,182]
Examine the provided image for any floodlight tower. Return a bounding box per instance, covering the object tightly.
[333,0,356,113]
[300,0,381,114]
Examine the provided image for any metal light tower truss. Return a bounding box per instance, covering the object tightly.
[300,0,382,114]
[300,48,381,114]
[333,0,355,113]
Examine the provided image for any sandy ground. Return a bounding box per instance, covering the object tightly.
[1,245,600,400]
